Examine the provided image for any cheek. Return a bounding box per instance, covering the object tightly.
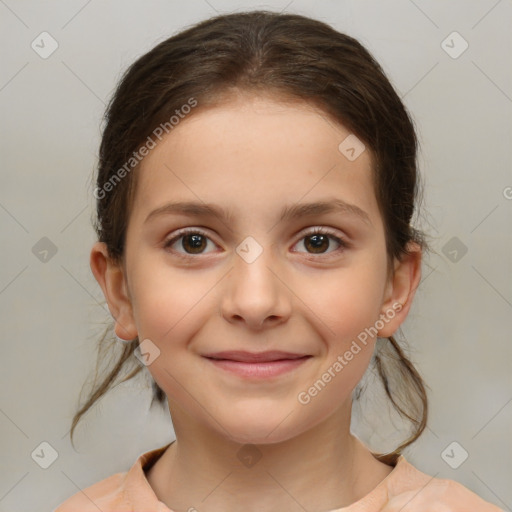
[129,262,211,344]
[296,259,387,391]
[298,262,387,344]
[128,266,210,404]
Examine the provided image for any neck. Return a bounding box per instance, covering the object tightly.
[146,402,394,512]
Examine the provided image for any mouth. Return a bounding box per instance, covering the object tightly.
[203,350,310,362]
[201,351,312,379]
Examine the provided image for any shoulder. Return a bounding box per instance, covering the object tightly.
[53,442,174,512]
[384,455,434,494]
[53,472,130,512]
[383,457,503,511]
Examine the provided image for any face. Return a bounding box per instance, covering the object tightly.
[93,93,418,445]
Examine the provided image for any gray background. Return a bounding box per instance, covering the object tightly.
[1,1,511,511]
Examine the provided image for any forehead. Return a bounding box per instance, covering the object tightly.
[131,93,380,228]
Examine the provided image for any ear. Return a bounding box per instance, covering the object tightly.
[377,242,422,338]
[90,242,138,340]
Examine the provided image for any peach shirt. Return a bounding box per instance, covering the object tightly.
[54,442,437,511]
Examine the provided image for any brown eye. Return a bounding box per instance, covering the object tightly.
[163,229,217,257]
[293,227,348,256]
[304,233,331,253]
[181,233,208,254]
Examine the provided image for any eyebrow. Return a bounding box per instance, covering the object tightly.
[144,198,372,227]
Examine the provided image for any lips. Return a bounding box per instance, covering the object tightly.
[202,350,312,379]
[202,350,309,363]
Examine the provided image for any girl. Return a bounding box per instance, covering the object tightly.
[55,10,502,512]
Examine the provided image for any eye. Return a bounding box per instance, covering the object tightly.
[163,228,218,258]
[163,226,349,260]
[292,227,349,256]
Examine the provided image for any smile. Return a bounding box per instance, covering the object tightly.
[202,352,312,379]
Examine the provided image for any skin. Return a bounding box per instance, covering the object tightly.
[90,92,427,511]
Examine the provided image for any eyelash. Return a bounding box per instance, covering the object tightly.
[163,227,349,260]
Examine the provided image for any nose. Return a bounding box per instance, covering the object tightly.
[220,244,292,330]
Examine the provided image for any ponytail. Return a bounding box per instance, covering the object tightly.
[366,335,429,466]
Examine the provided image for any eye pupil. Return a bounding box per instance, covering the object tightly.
[183,234,206,253]
[306,234,329,253]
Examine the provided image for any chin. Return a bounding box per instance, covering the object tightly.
[218,409,308,446]
[225,428,294,446]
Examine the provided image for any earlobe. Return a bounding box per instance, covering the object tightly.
[377,242,422,338]
[89,242,138,340]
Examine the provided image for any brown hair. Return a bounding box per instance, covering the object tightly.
[73,10,430,466]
